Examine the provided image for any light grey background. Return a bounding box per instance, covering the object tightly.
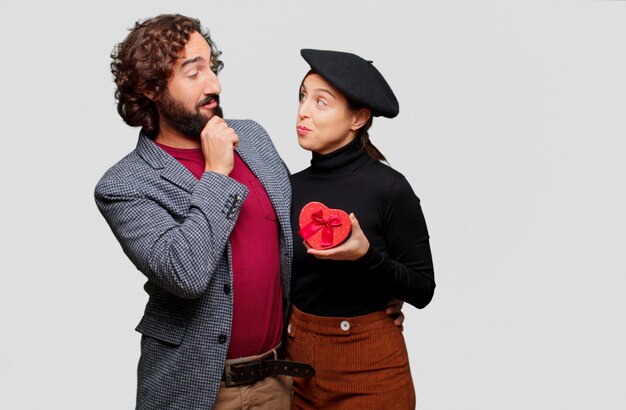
[1,1,625,409]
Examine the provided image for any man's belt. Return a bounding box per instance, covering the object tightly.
[222,347,314,387]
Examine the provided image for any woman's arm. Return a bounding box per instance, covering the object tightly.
[307,176,435,309]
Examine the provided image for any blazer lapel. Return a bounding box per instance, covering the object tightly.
[135,133,197,194]
[236,139,285,212]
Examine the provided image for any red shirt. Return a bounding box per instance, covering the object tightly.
[156,143,283,358]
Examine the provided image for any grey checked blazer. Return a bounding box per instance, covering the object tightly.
[95,120,292,409]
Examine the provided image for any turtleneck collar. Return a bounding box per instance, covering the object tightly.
[308,138,371,175]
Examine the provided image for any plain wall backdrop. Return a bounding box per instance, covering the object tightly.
[1,0,625,409]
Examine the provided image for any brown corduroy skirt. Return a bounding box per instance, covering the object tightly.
[286,306,416,410]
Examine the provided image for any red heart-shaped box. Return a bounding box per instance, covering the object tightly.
[298,201,351,250]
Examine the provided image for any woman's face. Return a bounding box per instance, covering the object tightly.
[296,73,361,155]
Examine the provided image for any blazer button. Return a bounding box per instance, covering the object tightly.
[223,284,231,295]
[218,334,227,344]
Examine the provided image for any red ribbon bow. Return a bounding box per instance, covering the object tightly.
[298,209,343,248]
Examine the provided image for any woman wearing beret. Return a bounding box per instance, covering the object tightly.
[286,49,436,409]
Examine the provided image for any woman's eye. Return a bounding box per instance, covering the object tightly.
[317,99,326,107]
[188,73,198,79]
[299,92,306,102]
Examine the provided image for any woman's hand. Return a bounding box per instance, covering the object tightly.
[305,213,370,261]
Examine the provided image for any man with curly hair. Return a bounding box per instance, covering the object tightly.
[94,14,311,409]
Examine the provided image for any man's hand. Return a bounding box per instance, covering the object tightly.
[386,298,405,331]
[305,213,370,261]
[201,116,239,175]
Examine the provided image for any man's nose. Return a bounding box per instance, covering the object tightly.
[204,70,222,95]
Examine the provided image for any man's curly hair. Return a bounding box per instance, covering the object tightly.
[111,14,223,136]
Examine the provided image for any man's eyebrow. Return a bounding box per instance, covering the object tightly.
[180,56,205,68]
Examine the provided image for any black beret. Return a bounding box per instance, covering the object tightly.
[300,48,399,118]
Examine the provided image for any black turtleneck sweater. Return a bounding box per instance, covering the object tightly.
[290,139,435,317]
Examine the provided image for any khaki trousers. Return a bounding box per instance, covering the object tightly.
[214,346,293,410]
[214,375,292,410]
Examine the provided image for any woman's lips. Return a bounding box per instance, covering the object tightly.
[297,125,311,136]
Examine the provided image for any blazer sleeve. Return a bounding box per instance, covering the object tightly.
[95,170,248,299]
[358,176,435,309]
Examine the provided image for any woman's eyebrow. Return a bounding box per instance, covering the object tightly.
[315,87,336,98]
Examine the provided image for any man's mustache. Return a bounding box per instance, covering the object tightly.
[198,94,220,108]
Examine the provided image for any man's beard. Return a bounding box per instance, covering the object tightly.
[158,91,223,139]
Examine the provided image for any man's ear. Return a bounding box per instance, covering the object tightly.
[143,90,158,101]
[351,108,372,131]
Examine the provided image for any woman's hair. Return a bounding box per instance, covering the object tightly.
[110,14,223,136]
[347,99,386,162]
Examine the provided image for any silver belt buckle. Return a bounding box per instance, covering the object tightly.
[223,364,247,387]
[223,346,279,387]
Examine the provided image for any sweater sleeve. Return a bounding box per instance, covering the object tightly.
[357,176,435,308]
